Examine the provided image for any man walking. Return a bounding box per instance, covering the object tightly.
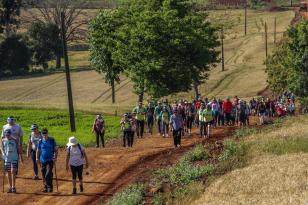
[154,102,163,135]
[36,128,58,193]
[1,116,23,150]
[1,129,23,193]
[132,102,146,138]
[170,109,183,148]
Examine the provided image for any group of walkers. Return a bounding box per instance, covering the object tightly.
[120,94,295,148]
[0,93,295,195]
[0,116,89,194]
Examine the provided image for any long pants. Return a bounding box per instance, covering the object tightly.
[218,113,224,126]
[224,112,231,125]
[200,121,206,137]
[147,116,154,133]
[157,119,162,134]
[173,129,182,147]
[186,116,194,130]
[162,122,169,136]
[41,161,54,189]
[123,131,134,147]
[95,131,105,147]
[136,120,145,138]
[70,165,83,180]
[31,150,38,176]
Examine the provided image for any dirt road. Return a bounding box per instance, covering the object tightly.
[0,124,241,205]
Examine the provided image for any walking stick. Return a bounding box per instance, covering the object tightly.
[2,163,5,193]
[54,163,59,192]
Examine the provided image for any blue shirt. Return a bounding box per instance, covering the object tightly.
[170,114,182,131]
[2,138,19,163]
[38,137,56,162]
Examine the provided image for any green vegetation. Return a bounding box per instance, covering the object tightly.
[181,144,210,162]
[107,184,145,205]
[90,0,219,101]
[266,20,308,98]
[0,108,121,147]
[234,127,258,138]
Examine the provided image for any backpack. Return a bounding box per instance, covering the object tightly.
[68,144,84,158]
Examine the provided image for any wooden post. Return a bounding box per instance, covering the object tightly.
[245,1,247,36]
[221,27,225,71]
[265,22,268,58]
[61,12,76,132]
[274,17,277,44]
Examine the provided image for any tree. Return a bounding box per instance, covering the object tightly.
[0,0,22,37]
[113,0,219,101]
[28,22,62,70]
[0,35,31,77]
[24,0,90,68]
[266,20,308,97]
[89,10,123,104]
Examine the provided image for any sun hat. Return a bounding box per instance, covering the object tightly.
[67,136,78,147]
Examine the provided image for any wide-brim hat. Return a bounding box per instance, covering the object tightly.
[67,136,78,147]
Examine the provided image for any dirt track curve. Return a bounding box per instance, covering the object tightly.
[0,119,257,205]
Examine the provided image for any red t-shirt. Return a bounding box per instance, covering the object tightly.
[222,101,233,113]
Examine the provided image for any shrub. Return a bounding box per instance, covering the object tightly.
[153,162,214,186]
[181,144,210,162]
[108,184,145,205]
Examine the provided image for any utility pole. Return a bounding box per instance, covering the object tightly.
[274,17,277,44]
[61,12,76,132]
[245,1,247,35]
[265,22,268,58]
[221,27,225,71]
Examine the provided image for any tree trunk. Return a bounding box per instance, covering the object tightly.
[138,91,144,103]
[193,83,199,99]
[56,54,61,69]
[111,79,115,104]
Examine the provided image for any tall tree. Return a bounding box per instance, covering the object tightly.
[266,20,308,97]
[89,10,123,104]
[113,0,219,100]
[0,0,22,37]
[24,0,90,68]
[28,22,62,70]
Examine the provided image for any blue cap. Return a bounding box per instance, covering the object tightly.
[31,124,38,130]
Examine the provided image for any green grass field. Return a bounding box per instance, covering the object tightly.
[0,108,121,147]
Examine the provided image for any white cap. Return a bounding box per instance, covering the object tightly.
[67,136,78,147]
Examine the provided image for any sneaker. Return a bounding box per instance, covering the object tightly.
[33,175,39,180]
[72,188,77,194]
[7,188,12,193]
[12,187,16,193]
[80,185,84,192]
[166,134,169,137]
[42,187,48,193]
[47,188,53,193]
[95,145,99,148]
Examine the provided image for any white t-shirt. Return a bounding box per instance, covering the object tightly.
[67,144,85,167]
[1,124,23,147]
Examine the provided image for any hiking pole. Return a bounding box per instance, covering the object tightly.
[54,163,59,192]
[2,163,4,193]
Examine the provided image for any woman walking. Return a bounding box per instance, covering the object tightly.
[27,124,42,180]
[66,136,89,194]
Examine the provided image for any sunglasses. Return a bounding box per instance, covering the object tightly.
[42,132,48,135]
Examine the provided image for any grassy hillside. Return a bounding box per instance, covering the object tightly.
[192,116,308,205]
[0,10,294,112]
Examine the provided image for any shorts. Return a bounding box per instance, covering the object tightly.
[4,161,18,172]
